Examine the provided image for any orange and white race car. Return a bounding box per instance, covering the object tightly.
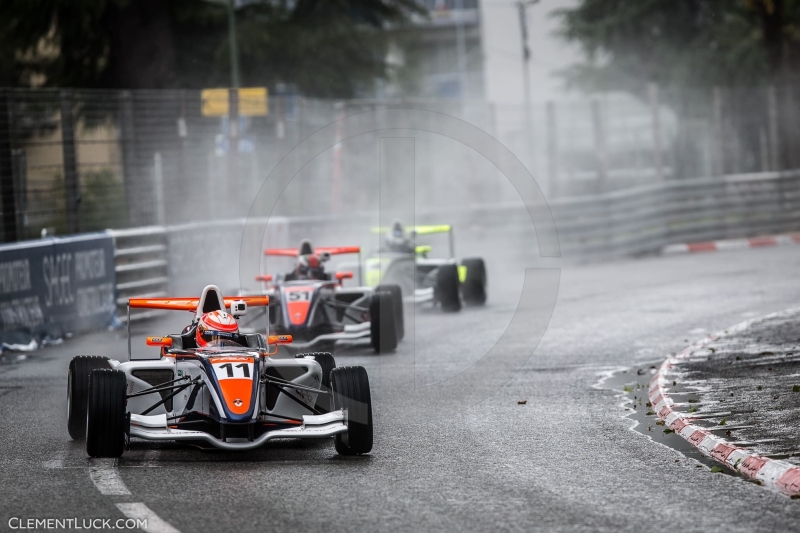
[66,285,373,458]
[251,240,404,354]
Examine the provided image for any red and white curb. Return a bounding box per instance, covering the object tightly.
[649,308,800,497]
[662,233,800,255]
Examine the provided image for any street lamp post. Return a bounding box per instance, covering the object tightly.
[226,0,240,209]
[517,0,539,170]
[227,0,241,89]
[454,0,469,99]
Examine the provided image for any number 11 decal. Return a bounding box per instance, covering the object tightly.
[214,362,252,379]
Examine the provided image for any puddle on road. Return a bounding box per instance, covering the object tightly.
[0,353,27,365]
[599,364,740,476]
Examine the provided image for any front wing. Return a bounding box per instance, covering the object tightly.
[129,411,347,450]
[287,322,372,349]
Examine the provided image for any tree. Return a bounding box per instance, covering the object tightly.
[554,0,800,93]
[0,0,423,97]
[555,1,800,173]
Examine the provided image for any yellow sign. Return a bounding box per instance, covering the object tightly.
[201,88,268,117]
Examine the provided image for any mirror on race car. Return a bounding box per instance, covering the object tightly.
[229,300,247,318]
[146,336,173,347]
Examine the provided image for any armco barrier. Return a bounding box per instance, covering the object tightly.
[107,217,289,322]
[107,227,169,323]
[0,233,116,345]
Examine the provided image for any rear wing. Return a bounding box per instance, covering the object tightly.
[262,246,363,285]
[129,296,269,312]
[371,224,455,258]
[264,246,361,257]
[371,225,451,235]
[126,284,271,360]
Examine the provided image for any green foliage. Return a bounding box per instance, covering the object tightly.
[79,169,127,232]
[1,0,423,98]
[40,172,67,238]
[554,0,800,93]
[33,169,126,237]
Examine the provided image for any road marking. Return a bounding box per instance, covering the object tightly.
[89,459,131,496]
[116,503,180,533]
[42,452,66,469]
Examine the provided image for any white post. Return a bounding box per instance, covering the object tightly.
[767,85,780,171]
[518,1,537,171]
[649,83,663,181]
[153,152,165,225]
[713,87,724,176]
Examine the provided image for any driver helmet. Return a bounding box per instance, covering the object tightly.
[385,220,409,251]
[196,310,239,347]
[295,254,323,279]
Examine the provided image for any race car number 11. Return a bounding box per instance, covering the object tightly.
[213,362,253,380]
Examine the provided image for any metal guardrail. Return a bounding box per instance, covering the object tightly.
[106,226,169,322]
[266,169,800,261]
[549,169,800,258]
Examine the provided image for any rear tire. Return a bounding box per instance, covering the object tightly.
[370,291,399,353]
[434,263,461,312]
[376,283,404,340]
[312,352,336,413]
[331,366,373,455]
[460,258,487,306]
[67,356,110,440]
[86,369,127,458]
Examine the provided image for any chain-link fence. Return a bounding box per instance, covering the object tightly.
[1,84,799,243]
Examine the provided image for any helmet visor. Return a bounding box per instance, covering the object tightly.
[198,323,242,346]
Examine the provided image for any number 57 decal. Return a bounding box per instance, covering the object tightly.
[287,291,311,301]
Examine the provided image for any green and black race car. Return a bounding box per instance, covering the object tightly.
[361,223,487,312]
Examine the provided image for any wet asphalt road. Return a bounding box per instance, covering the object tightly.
[2,245,800,532]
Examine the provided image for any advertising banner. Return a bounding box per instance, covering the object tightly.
[0,233,116,344]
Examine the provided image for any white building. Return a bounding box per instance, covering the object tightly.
[388,0,582,105]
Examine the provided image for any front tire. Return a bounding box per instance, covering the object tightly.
[331,366,373,455]
[434,263,461,312]
[460,258,487,306]
[376,283,404,340]
[67,356,110,440]
[312,352,336,413]
[86,369,127,458]
[370,290,399,353]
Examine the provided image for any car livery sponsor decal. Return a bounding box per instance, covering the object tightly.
[209,356,255,415]
[283,286,314,325]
